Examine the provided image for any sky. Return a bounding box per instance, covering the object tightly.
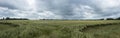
[0,0,120,19]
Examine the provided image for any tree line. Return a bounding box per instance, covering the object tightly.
[100,17,120,20]
[0,17,29,20]
[0,17,120,20]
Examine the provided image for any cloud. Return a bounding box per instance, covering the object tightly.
[90,0,120,18]
[92,0,120,9]
[0,0,120,19]
[72,5,97,19]
[0,7,15,17]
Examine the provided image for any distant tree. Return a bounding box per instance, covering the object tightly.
[100,18,107,20]
[106,18,114,20]
[100,18,104,20]
[6,17,10,20]
[4,17,29,20]
[116,17,120,20]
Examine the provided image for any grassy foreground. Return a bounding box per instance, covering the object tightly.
[0,20,120,38]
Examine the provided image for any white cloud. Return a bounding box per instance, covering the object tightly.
[73,5,97,19]
[92,0,120,9]
[38,11,62,19]
[0,6,62,19]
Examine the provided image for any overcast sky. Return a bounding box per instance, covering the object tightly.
[0,0,120,19]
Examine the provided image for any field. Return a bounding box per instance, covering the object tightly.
[0,20,120,38]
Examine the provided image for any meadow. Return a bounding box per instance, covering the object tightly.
[0,20,120,38]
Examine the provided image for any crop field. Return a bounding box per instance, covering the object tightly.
[0,20,120,38]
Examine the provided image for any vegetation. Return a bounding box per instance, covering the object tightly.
[116,17,120,20]
[0,17,29,20]
[0,20,120,38]
[100,17,120,20]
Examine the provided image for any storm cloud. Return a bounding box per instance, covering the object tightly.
[0,0,120,19]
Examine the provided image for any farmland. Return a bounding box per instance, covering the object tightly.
[0,20,120,38]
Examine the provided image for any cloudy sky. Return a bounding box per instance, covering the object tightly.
[0,0,120,19]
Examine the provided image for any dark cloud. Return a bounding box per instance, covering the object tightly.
[0,3,17,9]
[36,0,84,19]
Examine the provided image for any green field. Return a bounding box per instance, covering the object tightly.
[0,20,120,38]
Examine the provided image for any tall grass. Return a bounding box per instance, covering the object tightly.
[0,20,120,38]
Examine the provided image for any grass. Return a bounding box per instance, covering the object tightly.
[0,24,15,31]
[0,20,120,38]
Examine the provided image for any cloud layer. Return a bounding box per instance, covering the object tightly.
[0,0,120,19]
